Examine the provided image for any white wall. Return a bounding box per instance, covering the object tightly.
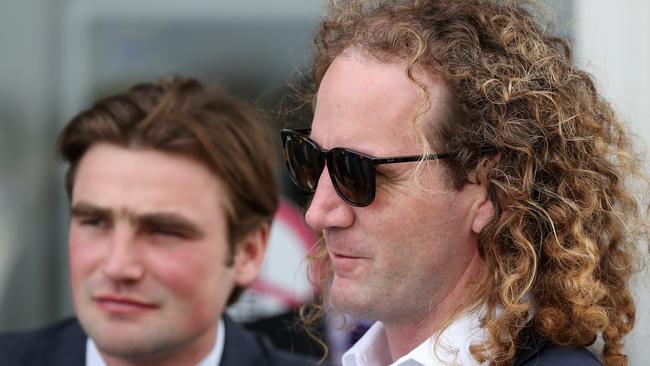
[575,1,650,364]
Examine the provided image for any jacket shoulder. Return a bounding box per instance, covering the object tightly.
[221,315,318,366]
[0,317,86,366]
[256,336,320,366]
[514,324,603,366]
[518,345,602,366]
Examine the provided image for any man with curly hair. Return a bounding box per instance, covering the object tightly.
[281,1,648,365]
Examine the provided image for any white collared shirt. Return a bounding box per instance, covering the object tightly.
[86,318,225,366]
[342,310,488,366]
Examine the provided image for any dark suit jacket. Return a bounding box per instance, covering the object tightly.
[0,316,316,366]
[514,326,603,366]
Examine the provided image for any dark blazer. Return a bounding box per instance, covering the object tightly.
[0,316,317,366]
[514,326,603,366]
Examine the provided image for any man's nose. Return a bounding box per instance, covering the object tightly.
[305,167,354,231]
[102,229,145,282]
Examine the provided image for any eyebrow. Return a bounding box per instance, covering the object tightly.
[70,201,204,239]
[70,202,111,218]
[137,213,204,239]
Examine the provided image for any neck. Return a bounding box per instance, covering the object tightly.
[383,249,486,361]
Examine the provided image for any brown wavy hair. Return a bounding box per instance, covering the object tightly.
[300,1,649,365]
[58,77,279,305]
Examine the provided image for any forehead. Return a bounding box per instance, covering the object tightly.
[71,143,227,221]
[312,51,449,156]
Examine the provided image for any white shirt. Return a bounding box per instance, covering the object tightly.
[86,318,225,366]
[341,310,488,366]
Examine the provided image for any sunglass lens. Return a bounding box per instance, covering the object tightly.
[329,149,374,206]
[285,135,324,192]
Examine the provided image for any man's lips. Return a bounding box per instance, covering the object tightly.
[329,251,369,273]
[94,295,158,313]
[332,252,363,260]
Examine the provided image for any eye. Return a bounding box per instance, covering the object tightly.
[80,217,107,228]
[156,228,180,237]
[146,226,183,238]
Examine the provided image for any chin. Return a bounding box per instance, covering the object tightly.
[329,280,378,320]
[80,313,158,355]
[92,329,177,362]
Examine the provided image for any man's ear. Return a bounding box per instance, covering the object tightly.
[469,154,499,234]
[233,222,270,287]
[472,193,494,234]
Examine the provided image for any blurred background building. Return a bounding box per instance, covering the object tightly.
[0,0,648,364]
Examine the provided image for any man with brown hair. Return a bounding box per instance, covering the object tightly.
[0,78,314,365]
[282,1,649,365]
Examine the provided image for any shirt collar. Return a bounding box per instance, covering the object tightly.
[86,318,225,366]
[342,309,488,366]
[341,321,392,366]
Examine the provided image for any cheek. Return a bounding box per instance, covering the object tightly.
[370,194,468,264]
[68,229,103,286]
[149,245,231,307]
[150,246,233,328]
[151,249,208,295]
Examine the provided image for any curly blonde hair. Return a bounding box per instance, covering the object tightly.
[300,1,650,365]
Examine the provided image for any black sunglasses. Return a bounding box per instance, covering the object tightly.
[281,129,451,207]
